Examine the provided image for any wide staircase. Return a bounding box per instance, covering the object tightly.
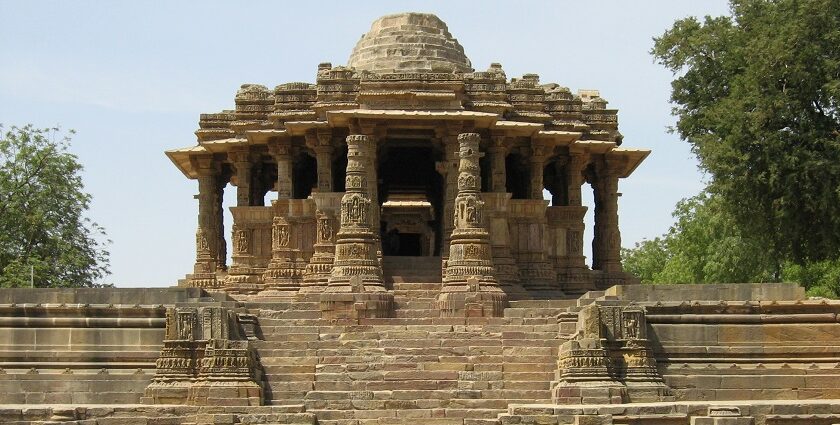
[243,256,579,425]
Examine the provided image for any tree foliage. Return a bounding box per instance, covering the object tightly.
[623,191,840,297]
[623,191,775,284]
[0,125,110,287]
[651,0,840,264]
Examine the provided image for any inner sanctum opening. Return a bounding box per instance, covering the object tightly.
[377,139,443,257]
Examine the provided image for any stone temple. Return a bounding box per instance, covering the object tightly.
[2,12,840,425]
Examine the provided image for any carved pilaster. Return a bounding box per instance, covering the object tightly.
[529,140,549,200]
[482,192,528,300]
[488,135,508,193]
[315,130,334,192]
[302,193,343,294]
[435,129,460,258]
[321,134,392,320]
[438,133,508,317]
[262,213,302,295]
[547,206,594,294]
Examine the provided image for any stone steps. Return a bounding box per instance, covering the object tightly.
[245,288,570,423]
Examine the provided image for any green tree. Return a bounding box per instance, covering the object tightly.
[622,191,775,285]
[0,125,110,287]
[651,0,840,267]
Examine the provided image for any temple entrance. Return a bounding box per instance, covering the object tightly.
[378,139,443,257]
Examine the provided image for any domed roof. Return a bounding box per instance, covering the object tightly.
[348,13,473,74]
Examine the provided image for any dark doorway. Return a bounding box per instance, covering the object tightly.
[378,140,443,256]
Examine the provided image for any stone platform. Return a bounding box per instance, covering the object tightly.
[0,282,838,424]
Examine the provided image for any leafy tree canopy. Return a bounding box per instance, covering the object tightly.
[622,191,840,297]
[0,125,110,287]
[651,0,840,265]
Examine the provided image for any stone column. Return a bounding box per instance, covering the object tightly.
[529,141,549,200]
[230,149,253,207]
[270,139,293,200]
[591,160,623,274]
[438,133,507,318]
[566,153,585,207]
[435,132,460,257]
[315,130,334,192]
[301,192,343,295]
[550,152,595,293]
[321,135,392,320]
[188,156,221,288]
[488,135,507,193]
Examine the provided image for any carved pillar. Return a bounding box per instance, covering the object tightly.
[547,151,595,293]
[321,135,392,320]
[438,133,507,317]
[435,131,460,257]
[230,149,253,207]
[315,130,334,192]
[591,160,622,274]
[270,138,293,200]
[488,135,507,193]
[186,156,221,289]
[528,141,549,200]
[567,152,586,207]
[214,176,226,272]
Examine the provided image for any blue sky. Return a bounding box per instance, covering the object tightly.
[0,1,730,287]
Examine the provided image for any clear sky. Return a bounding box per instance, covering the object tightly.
[0,1,730,287]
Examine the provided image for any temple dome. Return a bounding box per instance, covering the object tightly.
[347,13,473,74]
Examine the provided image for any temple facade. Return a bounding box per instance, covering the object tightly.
[2,13,839,425]
[167,13,648,318]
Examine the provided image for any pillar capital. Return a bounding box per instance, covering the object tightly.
[267,137,294,158]
[191,155,220,177]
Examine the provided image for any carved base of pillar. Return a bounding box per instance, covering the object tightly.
[181,272,220,290]
[437,280,508,317]
[320,288,394,320]
[623,381,674,403]
[558,264,596,295]
[223,269,265,294]
[261,258,305,296]
[491,249,530,300]
[519,260,563,296]
[300,258,333,294]
[142,382,192,405]
[187,381,263,406]
[319,276,394,320]
[593,270,640,290]
[552,382,627,405]
[621,346,673,402]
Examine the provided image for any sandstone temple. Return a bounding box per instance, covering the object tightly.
[1,12,839,425]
